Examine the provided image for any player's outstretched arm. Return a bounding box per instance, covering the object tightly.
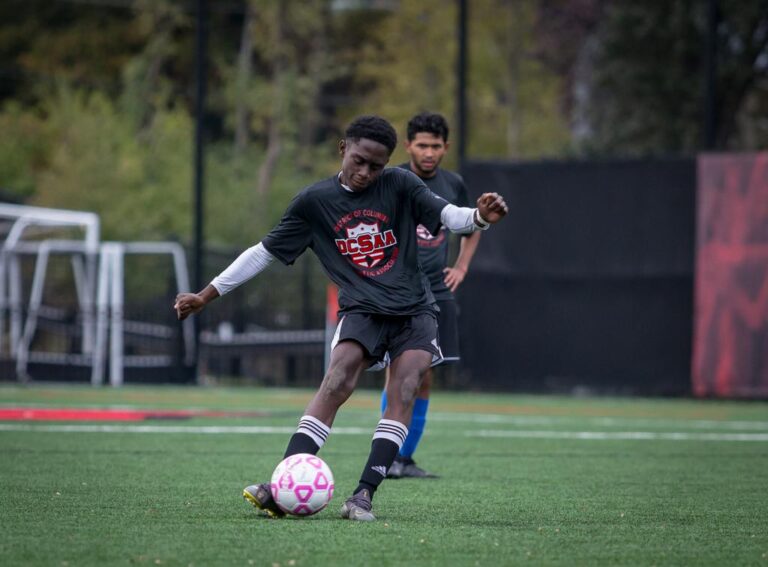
[440,193,508,234]
[175,285,220,321]
[174,241,276,321]
[475,192,508,225]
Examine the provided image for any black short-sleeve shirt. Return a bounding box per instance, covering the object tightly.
[398,164,470,300]
[262,168,449,316]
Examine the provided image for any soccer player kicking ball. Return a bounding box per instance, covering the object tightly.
[382,112,481,480]
[174,115,508,522]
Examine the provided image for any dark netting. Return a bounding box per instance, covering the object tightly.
[197,249,327,386]
[456,158,696,395]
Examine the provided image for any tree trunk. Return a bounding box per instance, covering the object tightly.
[297,3,331,173]
[234,1,255,153]
[503,1,521,158]
[255,1,287,199]
[256,115,282,198]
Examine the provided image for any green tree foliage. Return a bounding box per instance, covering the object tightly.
[348,0,571,164]
[0,0,323,247]
[0,102,49,200]
[210,1,343,244]
[585,2,706,154]
[0,0,144,101]
[31,86,192,242]
[120,0,190,132]
[220,2,335,207]
[351,1,456,131]
[711,0,768,149]
[468,0,571,158]
[582,0,768,155]
[0,0,766,249]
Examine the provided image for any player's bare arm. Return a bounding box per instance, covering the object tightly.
[443,230,481,292]
[174,285,220,320]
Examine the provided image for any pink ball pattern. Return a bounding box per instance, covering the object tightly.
[270,453,335,516]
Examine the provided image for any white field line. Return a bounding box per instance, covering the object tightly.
[0,424,366,435]
[1,423,768,441]
[2,403,767,431]
[469,429,768,442]
[429,413,768,431]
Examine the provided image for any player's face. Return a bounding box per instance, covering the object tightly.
[405,132,449,178]
[339,138,391,192]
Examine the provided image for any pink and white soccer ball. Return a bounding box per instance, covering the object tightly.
[270,453,335,516]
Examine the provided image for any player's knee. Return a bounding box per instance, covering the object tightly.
[398,373,421,408]
[320,365,356,400]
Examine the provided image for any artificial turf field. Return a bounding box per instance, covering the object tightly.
[1,385,767,567]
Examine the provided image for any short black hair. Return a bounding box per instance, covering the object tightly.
[407,112,449,142]
[345,115,398,155]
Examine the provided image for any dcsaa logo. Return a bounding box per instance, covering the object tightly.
[335,221,396,268]
[416,223,445,248]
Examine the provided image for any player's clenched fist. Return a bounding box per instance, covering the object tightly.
[174,285,220,320]
[476,192,508,224]
[174,292,205,321]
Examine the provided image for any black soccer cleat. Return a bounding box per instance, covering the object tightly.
[243,483,285,518]
[340,489,375,522]
[386,455,439,479]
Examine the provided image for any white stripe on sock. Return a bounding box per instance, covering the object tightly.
[373,418,408,449]
[297,415,331,448]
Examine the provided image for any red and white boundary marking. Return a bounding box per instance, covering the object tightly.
[0,407,271,421]
[1,404,766,441]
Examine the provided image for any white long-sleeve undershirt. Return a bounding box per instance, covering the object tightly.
[440,204,490,234]
[209,205,489,296]
[210,242,275,296]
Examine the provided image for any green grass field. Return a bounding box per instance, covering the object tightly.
[1,385,767,567]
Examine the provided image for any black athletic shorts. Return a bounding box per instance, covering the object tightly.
[331,312,442,369]
[435,299,459,365]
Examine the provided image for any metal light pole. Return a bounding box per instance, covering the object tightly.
[456,0,468,172]
[192,0,208,381]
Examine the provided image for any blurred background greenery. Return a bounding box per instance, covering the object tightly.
[1,0,766,247]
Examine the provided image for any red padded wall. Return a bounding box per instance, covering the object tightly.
[693,153,768,397]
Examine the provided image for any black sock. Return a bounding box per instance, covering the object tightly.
[283,415,330,458]
[354,419,408,497]
[284,432,319,458]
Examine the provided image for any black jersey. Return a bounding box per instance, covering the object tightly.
[398,163,470,300]
[262,168,449,316]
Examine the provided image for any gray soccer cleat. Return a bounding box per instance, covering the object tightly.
[243,483,285,518]
[340,489,376,522]
[387,456,439,479]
